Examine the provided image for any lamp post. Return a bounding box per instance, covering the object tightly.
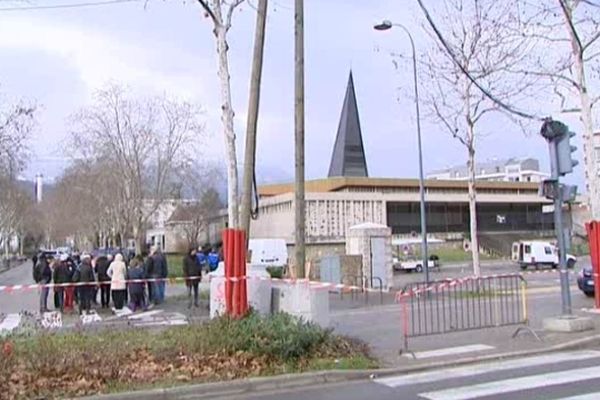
[374,20,429,285]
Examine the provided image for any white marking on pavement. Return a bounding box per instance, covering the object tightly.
[0,313,21,333]
[419,365,600,400]
[112,307,133,317]
[558,393,600,400]
[127,310,163,320]
[375,351,600,388]
[405,344,494,359]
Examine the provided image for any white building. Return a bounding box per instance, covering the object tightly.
[427,158,549,183]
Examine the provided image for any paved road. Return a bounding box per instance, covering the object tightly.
[0,260,38,314]
[224,350,600,400]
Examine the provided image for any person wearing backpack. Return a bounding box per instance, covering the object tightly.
[34,254,51,313]
[52,254,70,312]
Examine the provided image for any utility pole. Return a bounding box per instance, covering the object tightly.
[540,119,578,315]
[294,0,306,278]
[241,0,268,240]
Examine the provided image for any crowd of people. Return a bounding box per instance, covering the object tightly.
[32,246,169,315]
[31,244,222,315]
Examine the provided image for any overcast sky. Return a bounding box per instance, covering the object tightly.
[0,0,585,188]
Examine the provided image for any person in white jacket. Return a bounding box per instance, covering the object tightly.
[107,253,128,310]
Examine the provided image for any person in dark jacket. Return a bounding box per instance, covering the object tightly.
[150,246,168,305]
[75,254,95,315]
[143,252,154,305]
[127,255,146,311]
[183,248,202,308]
[95,255,111,308]
[53,254,71,312]
[64,257,76,311]
[35,255,52,313]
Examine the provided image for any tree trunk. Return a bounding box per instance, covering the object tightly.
[467,132,481,277]
[133,223,145,255]
[241,0,268,239]
[215,25,240,229]
[19,235,23,256]
[574,51,597,219]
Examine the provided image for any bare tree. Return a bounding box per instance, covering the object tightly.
[0,95,35,177]
[0,178,29,256]
[413,0,539,276]
[513,0,600,217]
[69,85,204,253]
[196,0,245,229]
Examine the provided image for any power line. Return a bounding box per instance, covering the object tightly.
[0,0,140,12]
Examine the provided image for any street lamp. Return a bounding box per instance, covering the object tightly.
[374,20,430,285]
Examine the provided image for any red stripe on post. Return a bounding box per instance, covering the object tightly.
[224,229,234,315]
[232,229,241,317]
[240,229,248,315]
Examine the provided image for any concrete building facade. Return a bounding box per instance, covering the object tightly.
[428,157,550,183]
[251,177,553,248]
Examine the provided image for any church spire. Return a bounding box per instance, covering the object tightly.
[328,71,369,177]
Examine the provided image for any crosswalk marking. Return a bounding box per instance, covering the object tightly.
[405,344,495,359]
[375,350,600,388]
[558,393,600,400]
[0,313,21,333]
[419,365,600,400]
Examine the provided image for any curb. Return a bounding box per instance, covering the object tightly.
[82,334,600,400]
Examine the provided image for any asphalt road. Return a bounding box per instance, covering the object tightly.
[0,260,38,314]
[224,350,600,400]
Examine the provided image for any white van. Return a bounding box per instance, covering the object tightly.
[248,239,288,267]
[511,241,577,270]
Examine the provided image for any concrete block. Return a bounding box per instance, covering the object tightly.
[271,283,330,327]
[543,315,594,333]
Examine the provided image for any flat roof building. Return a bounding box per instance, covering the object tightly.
[428,157,550,183]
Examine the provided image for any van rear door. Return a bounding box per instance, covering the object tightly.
[511,243,520,262]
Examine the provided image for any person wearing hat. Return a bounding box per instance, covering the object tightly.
[52,254,70,312]
[74,254,95,315]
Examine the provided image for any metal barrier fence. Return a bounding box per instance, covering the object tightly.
[397,274,531,354]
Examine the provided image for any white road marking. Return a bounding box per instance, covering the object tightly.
[130,312,188,327]
[420,365,600,400]
[0,313,21,333]
[127,310,163,320]
[375,350,600,388]
[112,307,133,317]
[405,344,494,359]
[558,393,600,400]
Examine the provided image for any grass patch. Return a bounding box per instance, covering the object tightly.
[0,312,373,399]
[412,247,497,263]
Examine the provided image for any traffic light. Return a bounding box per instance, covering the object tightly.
[556,130,578,175]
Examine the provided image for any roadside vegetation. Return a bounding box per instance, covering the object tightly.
[0,312,374,399]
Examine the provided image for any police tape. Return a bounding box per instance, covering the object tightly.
[0,275,382,294]
[0,269,572,295]
[394,272,531,301]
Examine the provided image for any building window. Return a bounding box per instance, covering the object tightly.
[527,176,531,182]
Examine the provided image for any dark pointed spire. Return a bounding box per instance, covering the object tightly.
[328,71,369,177]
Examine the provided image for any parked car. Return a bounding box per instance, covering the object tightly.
[577,266,595,297]
[511,241,576,270]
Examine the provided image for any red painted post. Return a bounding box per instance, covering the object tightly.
[240,230,248,315]
[232,229,241,316]
[590,221,600,308]
[224,229,234,315]
[586,222,600,309]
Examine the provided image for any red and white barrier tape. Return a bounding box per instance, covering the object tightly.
[395,273,526,301]
[0,275,384,294]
